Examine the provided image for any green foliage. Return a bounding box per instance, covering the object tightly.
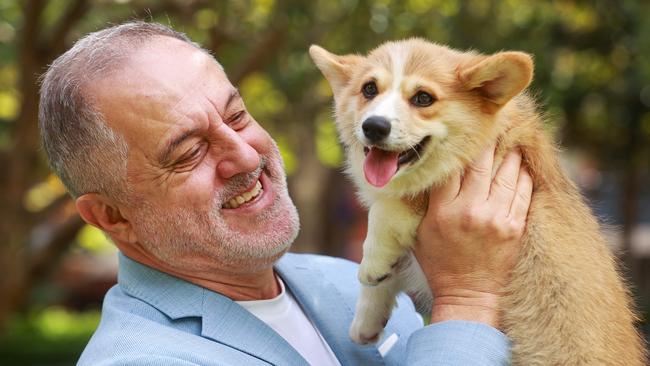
[76,225,116,253]
[275,135,297,175]
[23,174,66,213]
[315,111,343,168]
[1,0,649,360]
[3,0,648,168]
[0,1,19,151]
[240,72,288,123]
[0,308,100,366]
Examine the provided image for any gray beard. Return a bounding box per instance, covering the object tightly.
[128,150,300,274]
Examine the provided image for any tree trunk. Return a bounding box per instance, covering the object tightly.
[288,120,330,254]
[0,0,46,331]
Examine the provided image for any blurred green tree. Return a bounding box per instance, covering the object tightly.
[0,0,648,339]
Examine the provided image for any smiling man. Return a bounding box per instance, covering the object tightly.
[76,36,299,292]
[39,22,532,365]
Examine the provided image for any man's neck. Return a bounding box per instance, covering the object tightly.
[118,244,281,301]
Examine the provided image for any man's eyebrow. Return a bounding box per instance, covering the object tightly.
[158,127,201,165]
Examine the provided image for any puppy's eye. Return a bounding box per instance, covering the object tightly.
[361,81,378,99]
[410,91,436,107]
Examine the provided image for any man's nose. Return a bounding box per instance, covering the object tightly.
[362,116,391,143]
[216,135,260,179]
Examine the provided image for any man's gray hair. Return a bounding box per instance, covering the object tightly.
[39,21,204,199]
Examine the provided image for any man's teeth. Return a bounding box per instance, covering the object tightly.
[223,180,263,209]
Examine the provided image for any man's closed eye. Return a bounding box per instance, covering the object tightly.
[173,144,206,172]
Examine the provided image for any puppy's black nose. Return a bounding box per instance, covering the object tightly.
[362,116,391,143]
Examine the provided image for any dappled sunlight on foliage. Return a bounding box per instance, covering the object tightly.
[31,307,100,340]
[194,8,219,30]
[315,78,333,99]
[23,175,66,213]
[275,135,297,175]
[240,72,288,123]
[245,0,275,28]
[315,111,343,168]
[0,90,19,120]
[75,225,116,254]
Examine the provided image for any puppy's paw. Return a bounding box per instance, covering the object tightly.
[349,314,388,345]
[358,260,394,286]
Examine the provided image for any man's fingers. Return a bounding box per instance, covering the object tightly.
[509,167,533,221]
[428,171,461,209]
[460,142,497,200]
[488,149,522,210]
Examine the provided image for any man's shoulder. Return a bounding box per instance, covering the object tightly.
[78,286,191,365]
[78,286,268,366]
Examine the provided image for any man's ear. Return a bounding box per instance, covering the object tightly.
[309,45,363,96]
[76,193,137,245]
[459,51,533,107]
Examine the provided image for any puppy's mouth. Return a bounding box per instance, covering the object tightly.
[362,136,431,188]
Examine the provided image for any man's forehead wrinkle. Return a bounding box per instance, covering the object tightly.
[164,86,197,122]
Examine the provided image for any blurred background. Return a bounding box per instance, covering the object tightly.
[0,0,649,364]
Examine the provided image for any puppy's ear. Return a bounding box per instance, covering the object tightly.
[309,45,363,95]
[459,51,533,108]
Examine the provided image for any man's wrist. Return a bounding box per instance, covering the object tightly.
[429,291,501,329]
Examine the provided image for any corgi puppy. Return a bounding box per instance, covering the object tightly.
[309,39,645,365]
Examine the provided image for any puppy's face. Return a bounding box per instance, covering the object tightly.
[310,39,533,194]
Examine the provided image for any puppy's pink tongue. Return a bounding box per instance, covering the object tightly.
[363,147,399,187]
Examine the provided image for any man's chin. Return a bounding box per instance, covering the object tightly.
[222,181,298,237]
[217,197,300,268]
[213,231,295,273]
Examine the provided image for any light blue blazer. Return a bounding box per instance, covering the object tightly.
[78,253,510,365]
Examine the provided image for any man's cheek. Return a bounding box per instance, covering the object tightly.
[173,168,217,204]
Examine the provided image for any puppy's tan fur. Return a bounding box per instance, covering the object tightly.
[310,39,645,365]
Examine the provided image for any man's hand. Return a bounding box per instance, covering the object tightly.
[414,143,533,329]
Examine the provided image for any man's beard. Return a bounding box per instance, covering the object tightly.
[129,145,300,274]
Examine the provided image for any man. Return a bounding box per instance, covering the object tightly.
[39,22,532,365]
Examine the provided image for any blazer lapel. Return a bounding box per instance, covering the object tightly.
[200,292,308,366]
[118,253,307,366]
[276,254,385,366]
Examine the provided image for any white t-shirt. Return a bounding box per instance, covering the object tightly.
[236,277,341,366]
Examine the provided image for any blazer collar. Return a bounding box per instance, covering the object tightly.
[276,253,384,366]
[117,253,308,365]
[118,252,384,365]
